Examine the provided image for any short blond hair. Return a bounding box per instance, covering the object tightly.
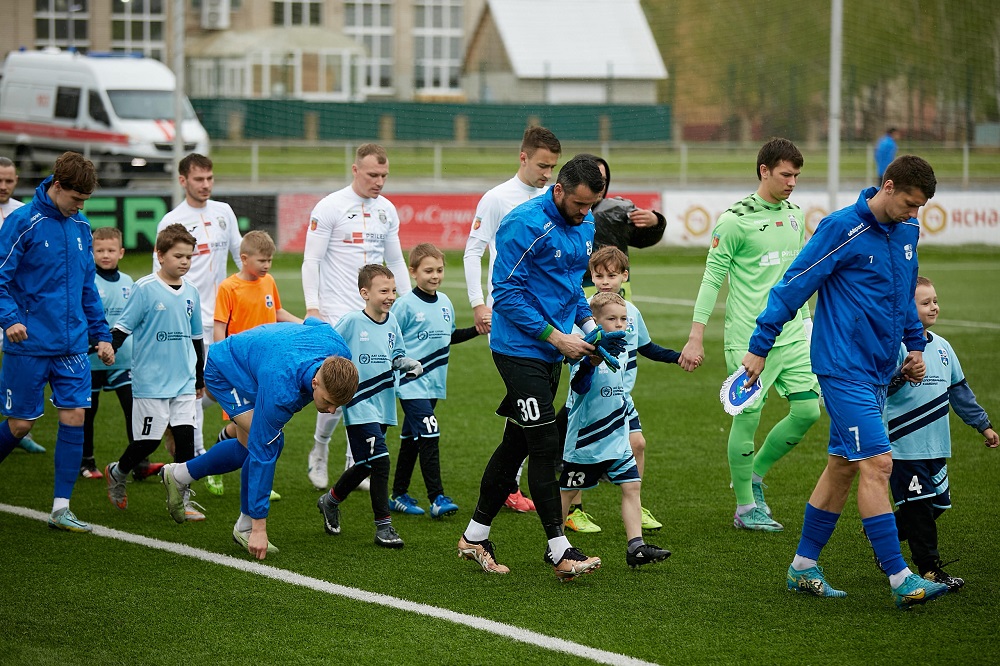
[356,143,388,165]
[589,291,626,317]
[318,356,359,407]
[240,230,275,257]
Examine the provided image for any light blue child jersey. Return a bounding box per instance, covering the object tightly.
[393,290,456,400]
[887,332,966,460]
[115,274,202,399]
[90,271,134,371]
[334,310,405,426]
[564,351,631,465]
[623,300,651,396]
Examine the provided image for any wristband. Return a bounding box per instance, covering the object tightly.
[538,324,555,341]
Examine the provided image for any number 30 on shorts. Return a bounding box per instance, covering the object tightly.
[517,397,540,422]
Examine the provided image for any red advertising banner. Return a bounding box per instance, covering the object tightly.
[278,192,662,252]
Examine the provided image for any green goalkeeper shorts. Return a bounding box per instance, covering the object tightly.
[725,340,819,415]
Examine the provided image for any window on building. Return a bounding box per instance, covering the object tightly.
[272,0,321,26]
[344,0,394,93]
[35,0,90,52]
[413,0,462,93]
[111,0,166,61]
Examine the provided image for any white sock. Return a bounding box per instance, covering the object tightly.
[236,512,252,532]
[515,461,524,485]
[547,536,572,563]
[889,568,913,589]
[110,462,128,482]
[52,497,70,513]
[737,503,757,515]
[791,555,817,571]
[463,520,490,542]
[172,463,195,485]
[752,473,764,484]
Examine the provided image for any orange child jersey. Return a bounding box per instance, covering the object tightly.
[214,272,283,337]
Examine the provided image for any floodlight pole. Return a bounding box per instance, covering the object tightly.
[827,0,843,212]
[172,0,186,207]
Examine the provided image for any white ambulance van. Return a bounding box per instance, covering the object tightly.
[0,49,210,186]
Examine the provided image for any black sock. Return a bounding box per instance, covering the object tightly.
[628,536,645,553]
[570,503,583,512]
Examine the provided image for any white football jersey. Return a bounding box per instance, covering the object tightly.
[463,174,547,308]
[0,198,24,229]
[153,199,242,330]
[301,185,410,322]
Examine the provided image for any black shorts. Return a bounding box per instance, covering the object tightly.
[400,398,439,439]
[492,351,561,428]
[890,458,951,510]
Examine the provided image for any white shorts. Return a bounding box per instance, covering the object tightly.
[133,394,197,441]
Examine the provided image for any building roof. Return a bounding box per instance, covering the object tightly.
[187,27,364,58]
[483,0,666,80]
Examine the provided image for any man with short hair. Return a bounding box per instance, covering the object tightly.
[0,152,115,532]
[302,143,410,490]
[679,138,820,531]
[154,154,243,468]
[743,155,950,609]
[458,154,606,580]
[463,126,561,512]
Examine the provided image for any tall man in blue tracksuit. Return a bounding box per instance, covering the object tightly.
[457,155,607,580]
[742,155,950,610]
[0,152,115,533]
[159,319,358,560]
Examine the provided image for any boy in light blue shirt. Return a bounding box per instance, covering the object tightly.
[317,264,423,549]
[104,224,205,520]
[560,292,671,569]
[390,243,481,518]
[885,276,997,590]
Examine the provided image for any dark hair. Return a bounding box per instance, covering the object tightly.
[882,155,936,198]
[588,245,629,274]
[521,126,561,158]
[358,263,394,290]
[556,154,605,196]
[155,223,197,255]
[756,138,803,181]
[53,151,98,194]
[0,156,15,170]
[179,153,213,177]
[577,153,610,198]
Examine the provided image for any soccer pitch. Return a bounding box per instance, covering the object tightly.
[2,246,998,665]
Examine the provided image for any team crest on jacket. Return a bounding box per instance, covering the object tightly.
[309,218,318,231]
[788,214,799,231]
[441,307,451,322]
[218,217,227,230]
[904,244,913,260]
[265,294,274,308]
[186,299,194,318]
[122,287,130,299]
[473,217,482,231]
[379,210,388,225]
[938,348,949,366]
[387,332,396,348]
[77,237,83,250]
[586,241,593,255]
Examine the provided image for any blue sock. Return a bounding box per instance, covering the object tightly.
[862,512,907,577]
[0,420,20,462]
[53,423,84,500]
[796,503,840,560]
[186,438,247,479]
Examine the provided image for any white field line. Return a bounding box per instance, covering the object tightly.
[0,503,658,666]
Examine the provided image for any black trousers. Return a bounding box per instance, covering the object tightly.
[895,498,946,573]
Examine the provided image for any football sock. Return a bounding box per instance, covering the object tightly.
[186,437,247,479]
[796,503,840,560]
[393,436,419,497]
[548,536,571,563]
[727,411,761,506]
[752,473,763,484]
[314,409,340,446]
[171,424,196,464]
[368,457,391,519]
[464,520,490,542]
[737,503,757,515]
[236,512,252,532]
[627,536,645,553]
[862,512,908,577]
[0,420,20,462]
[752,394,820,478]
[192,401,206,456]
[110,462,128,482]
[172,463,195,485]
[569,503,584,513]
[53,423,84,501]
[515,460,524,486]
[52,497,70,512]
[889,568,915,589]
[791,555,817,571]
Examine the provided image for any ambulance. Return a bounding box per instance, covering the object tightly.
[0,48,209,187]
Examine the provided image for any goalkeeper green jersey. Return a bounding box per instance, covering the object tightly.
[693,193,809,352]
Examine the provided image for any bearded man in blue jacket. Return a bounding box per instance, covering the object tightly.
[742,155,951,610]
[0,152,115,533]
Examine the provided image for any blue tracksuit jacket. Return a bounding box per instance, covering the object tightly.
[490,188,594,363]
[0,176,110,356]
[748,188,925,385]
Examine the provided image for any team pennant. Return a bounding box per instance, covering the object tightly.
[720,366,763,416]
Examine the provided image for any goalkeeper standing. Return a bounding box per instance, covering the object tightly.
[678,138,820,531]
[458,155,610,580]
